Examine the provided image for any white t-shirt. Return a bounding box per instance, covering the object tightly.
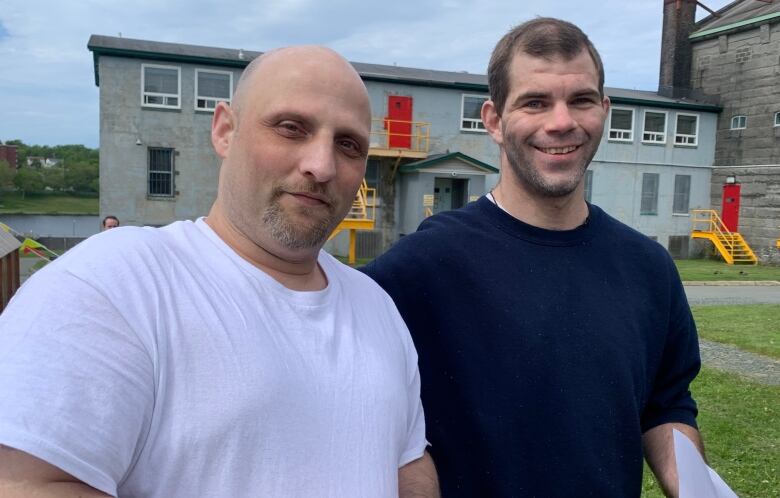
[0,219,426,497]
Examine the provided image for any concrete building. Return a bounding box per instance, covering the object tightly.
[662,0,780,262]
[88,35,719,258]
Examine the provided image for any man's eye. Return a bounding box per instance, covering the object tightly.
[525,100,543,109]
[338,139,362,156]
[277,121,304,135]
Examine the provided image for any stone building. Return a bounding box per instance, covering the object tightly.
[663,0,780,262]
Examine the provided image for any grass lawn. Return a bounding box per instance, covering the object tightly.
[0,191,98,215]
[642,367,780,497]
[675,259,780,282]
[692,305,780,359]
[333,255,374,268]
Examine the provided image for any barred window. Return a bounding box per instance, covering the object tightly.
[148,147,175,197]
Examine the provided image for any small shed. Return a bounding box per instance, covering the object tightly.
[0,230,21,312]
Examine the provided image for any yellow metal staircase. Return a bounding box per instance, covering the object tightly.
[329,180,376,264]
[690,210,757,265]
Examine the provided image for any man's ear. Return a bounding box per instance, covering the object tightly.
[211,102,236,159]
[481,99,504,146]
[602,96,611,115]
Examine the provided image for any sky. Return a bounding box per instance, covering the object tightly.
[0,0,734,149]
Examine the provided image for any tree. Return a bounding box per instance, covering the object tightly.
[42,166,66,191]
[64,161,99,193]
[0,160,15,190]
[13,168,44,198]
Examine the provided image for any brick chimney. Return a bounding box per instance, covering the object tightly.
[659,0,697,98]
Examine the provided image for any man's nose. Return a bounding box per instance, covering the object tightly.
[544,102,577,133]
[300,136,337,183]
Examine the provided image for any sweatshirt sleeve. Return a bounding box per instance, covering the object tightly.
[641,258,701,432]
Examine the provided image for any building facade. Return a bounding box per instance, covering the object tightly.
[88,35,719,258]
[662,0,780,262]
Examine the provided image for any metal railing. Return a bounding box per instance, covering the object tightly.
[369,118,431,153]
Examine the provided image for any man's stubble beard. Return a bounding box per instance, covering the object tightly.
[261,185,342,250]
[503,129,597,198]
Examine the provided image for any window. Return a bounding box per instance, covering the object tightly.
[642,111,667,143]
[775,112,780,127]
[461,95,488,131]
[674,113,698,146]
[640,173,659,215]
[730,115,746,130]
[608,107,634,141]
[148,147,175,197]
[195,69,233,111]
[142,64,180,108]
[584,170,593,203]
[673,174,691,215]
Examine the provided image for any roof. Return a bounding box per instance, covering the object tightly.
[87,34,720,112]
[0,230,21,258]
[399,152,499,174]
[692,0,780,40]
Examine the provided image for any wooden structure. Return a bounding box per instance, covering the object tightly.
[0,229,22,312]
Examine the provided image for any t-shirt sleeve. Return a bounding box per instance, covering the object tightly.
[394,310,427,467]
[0,268,155,496]
[641,261,701,432]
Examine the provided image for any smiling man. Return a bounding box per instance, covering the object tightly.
[363,18,702,498]
[0,46,437,498]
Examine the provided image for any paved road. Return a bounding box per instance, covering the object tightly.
[684,284,780,306]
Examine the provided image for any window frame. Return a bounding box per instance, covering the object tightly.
[147,147,176,198]
[641,110,667,144]
[608,107,634,142]
[194,69,233,112]
[730,115,747,130]
[141,64,181,109]
[774,112,780,127]
[674,113,699,147]
[640,172,659,215]
[460,94,488,132]
[672,174,691,216]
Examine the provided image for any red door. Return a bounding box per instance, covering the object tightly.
[721,183,741,232]
[387,96,412,148]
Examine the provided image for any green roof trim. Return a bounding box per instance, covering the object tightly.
[690,11,780,39]
[359,75,488,92]
[399,152,499,174]
[609,96,721,113]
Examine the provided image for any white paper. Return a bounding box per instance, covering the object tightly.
[674,428,739,498]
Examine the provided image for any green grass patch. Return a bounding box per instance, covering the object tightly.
[692,305,780,359]
[675,259,780,282]
[642,367,780,497]
[0,191,98,215]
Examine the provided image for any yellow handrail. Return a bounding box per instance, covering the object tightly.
[691,209,738,251]
[369,118,431,153]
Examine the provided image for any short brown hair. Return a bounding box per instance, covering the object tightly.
[487,17,605,115]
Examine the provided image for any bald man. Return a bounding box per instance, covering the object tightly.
[0,47,437,498]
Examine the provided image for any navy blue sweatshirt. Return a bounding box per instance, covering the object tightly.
[363,197,700,497]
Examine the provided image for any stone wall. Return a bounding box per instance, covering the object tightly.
[710,166,780,264]
[692,21,780,264]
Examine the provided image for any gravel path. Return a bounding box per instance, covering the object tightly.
[699,339,780,386]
